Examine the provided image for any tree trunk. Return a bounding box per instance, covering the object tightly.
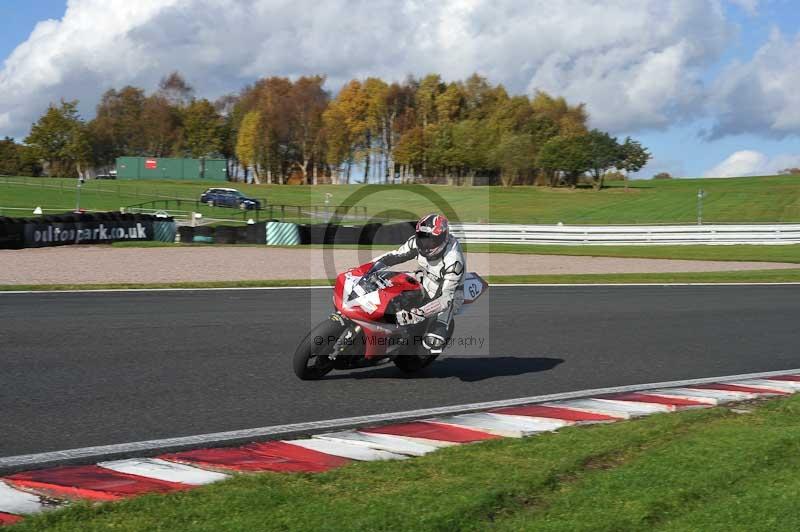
[593,169,603,190]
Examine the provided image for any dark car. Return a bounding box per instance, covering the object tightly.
[199,188,261,210]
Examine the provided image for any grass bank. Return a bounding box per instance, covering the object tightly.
[2,269,800,292]
[468,243,800,263]
[109,241,800,264]
[2,174,800,224]
[14,395,800,531]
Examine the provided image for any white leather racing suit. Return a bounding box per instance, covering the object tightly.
[373,234,466,328]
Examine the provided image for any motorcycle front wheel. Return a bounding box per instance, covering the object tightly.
[393,353,438,373]
[293,318,347,380]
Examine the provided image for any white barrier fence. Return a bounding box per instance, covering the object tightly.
[450,223,800,245]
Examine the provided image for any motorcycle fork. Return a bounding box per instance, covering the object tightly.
[330,324,361,360]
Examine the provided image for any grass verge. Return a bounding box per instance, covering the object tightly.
[467,243,800,263]
[107,241,800,265]
[2,269,800,292]
[13,396,800,531]
[4,174,800,224]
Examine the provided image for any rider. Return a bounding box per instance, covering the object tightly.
[364,213,465,355]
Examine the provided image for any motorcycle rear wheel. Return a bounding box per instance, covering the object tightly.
[293,318,347,380]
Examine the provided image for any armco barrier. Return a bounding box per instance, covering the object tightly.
[300,222,414,246]
[177,223,268,245]
[0,213,176,249]
[267,222,301,246]
[449,223,800,245]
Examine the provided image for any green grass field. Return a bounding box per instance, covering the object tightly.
[14,395,800,531]
[2,269,799,292]
[470,243,800,263]
[2,174,800,224]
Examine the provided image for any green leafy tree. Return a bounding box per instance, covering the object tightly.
[25,100,87,177]
[142,94,183,157]
[182,99,223,158]
[531,90,588,137]
[0,137,22,175]
[618,137,651,189]
[538,135,592,187]
[490,133,535,187]
[584,129,622,190]
[450,119,492,185]
[89,86,147,165]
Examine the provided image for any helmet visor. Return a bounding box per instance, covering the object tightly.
[416,232,446,258]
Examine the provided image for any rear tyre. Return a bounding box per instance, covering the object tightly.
[293,318,347,380]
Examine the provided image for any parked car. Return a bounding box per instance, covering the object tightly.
[95,173,116,180]
[199,188,261,210]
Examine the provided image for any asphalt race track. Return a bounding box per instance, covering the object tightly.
[1,285,798,457]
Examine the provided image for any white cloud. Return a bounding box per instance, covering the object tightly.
[727,0,759,15]
[0,0,734,139]
[704,149,800,177]
[707,30,800,139]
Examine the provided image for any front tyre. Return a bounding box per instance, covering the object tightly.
[293,318,347,380]
[393,354,438,373]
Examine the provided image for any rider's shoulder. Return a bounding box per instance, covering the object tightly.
[443,236,464,259]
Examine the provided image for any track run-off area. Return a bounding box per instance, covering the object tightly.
[1,284,798,458]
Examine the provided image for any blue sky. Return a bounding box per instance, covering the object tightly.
[0,1,66,61]
[0,0,798,178]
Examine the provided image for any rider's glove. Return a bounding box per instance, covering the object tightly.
[396,308,425,326]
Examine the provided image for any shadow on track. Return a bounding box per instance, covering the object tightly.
[324,356,564,382]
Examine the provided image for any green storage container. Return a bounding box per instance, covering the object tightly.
[115,157,228,181]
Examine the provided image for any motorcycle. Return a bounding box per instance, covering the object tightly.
[293,261,488,380]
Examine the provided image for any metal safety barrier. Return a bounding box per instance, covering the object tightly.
[449,223,800,245]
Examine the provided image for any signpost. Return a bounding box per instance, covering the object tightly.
[697,188,705,225]
[75,176,84,212]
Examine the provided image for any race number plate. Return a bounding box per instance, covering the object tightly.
[463,272,488,304]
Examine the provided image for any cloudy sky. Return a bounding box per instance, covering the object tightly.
[0,0,799,178]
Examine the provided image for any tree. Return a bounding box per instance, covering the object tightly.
[778,167,800,176]
[236,110,262,183]
[416,74,442,128]
[393,126,425,182]
[436,83,464,123]
[490,133,535,187]
[141,94,183,157]
[538,135,592,187]
[323,80,367,183]
[182,99,222,158]
[450,119,492,185]
[67,123,92,179]
[531,90,588,137]
[90,86,147,164]
[288,76,329,184]
[25,100,87,177]
[653,172,672,179]
[215,93,240,178]
[0,137,22,176]
[617,137,651,189]
[158,71,194,108]
[584,129,622,190]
